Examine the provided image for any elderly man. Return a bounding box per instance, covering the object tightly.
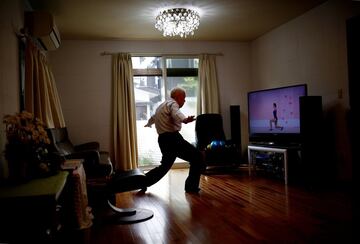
[144,87,206,193]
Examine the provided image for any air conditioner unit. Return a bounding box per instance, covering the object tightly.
[25,11,61,51]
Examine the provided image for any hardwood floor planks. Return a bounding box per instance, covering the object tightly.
[63,168,351,244]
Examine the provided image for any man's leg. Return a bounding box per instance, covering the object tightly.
[145,133,177,187]
[145,154,175,186]
[176,134,206,192]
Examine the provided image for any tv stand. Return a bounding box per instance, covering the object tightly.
[248,145,289,184]
[250,141,301,148]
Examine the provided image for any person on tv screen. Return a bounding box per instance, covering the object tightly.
[270,103,284,131]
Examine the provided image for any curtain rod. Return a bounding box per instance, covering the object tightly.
[101,51,223,57]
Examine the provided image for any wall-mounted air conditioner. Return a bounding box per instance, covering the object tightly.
[25,11,61,51]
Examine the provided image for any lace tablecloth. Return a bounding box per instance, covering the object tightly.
[70,163,93,229]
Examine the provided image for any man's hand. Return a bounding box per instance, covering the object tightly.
[144,123,152,128]
[183,115,196,124]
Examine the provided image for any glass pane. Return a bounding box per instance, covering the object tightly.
[134,76,163,167]
[132,57,161,69]
[166,58,199,68]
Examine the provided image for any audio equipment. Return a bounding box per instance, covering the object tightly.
[300,96,324,185]
[230,105,241,146]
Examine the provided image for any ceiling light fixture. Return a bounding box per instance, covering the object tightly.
[155,8,200,38]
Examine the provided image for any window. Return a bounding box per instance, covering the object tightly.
[132,56,199,167]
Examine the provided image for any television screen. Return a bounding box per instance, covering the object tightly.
[248,84,307,145]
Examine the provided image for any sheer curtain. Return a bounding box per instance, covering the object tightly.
[111,53,138,170]
[197,54,220,114]
[25,38,65,128]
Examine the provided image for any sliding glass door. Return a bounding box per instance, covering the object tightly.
[132,56,198,167]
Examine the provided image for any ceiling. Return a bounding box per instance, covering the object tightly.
[28,0,327,42]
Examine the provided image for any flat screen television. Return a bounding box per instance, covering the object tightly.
[248,84,307,146]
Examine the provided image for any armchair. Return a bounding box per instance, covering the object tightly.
[195,113,240,171]
[46,127,113,178]
[47,128,152,224]
[48,127,154,224]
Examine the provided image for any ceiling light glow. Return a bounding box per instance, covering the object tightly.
[155,8,200,38]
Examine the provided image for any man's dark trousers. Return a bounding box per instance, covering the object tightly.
[145,131,205,191]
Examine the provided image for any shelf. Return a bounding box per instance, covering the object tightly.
[248,145,288,184]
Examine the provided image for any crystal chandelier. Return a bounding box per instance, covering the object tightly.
[155,8,200,38]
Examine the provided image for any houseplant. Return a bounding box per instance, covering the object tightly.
[3,111,55,182]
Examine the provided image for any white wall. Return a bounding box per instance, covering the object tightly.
[251,0,359,181]
[49,41,251,156]
[0,0,23,178]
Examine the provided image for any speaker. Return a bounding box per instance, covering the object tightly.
[230,105,241,145]
[300,96,323,141]
[300,96,324,185]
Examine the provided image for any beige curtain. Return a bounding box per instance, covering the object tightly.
[197,54,220,114]
[111,53,138,171]
[25,39,65,128]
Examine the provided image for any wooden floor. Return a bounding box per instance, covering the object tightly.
[64,168,352,244]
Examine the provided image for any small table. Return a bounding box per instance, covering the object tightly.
[0,171,69,241]
[0,171,68,200]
